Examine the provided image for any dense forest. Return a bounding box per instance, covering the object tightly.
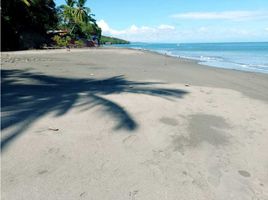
[1,0,129,51]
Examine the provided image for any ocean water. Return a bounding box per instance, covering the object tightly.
[112,42,268,74]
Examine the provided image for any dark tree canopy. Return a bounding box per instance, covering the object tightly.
[1,0,58,50]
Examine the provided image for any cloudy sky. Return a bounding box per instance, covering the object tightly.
[55,0,268,43]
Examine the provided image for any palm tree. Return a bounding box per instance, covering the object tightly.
[60,0,101,40]
[61,0,90,35]
[61,0,75,25]
[61,0,91,26]
[74,0,90,24]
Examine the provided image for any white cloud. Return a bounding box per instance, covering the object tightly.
[97,20,268,42]
[158,24,175,30]
[97,20,126,35]
[97,20,176,42]
[198,27,208,32]
[171,11,268,20]
[97,20,109,32]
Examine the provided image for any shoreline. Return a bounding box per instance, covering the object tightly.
[107,44,268,74]
[2,46,268,75]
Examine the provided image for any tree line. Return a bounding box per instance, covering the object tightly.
[1,0,102,51]
[100,36,130,45]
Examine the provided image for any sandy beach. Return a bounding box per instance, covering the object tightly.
[1,48,268,200]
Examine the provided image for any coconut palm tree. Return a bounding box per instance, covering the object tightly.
[60,0,101,39]
[61,0,76,24]
[74,0,90,24]
[60,0,90,35]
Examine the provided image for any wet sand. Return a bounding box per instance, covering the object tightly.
[1,48,268,200]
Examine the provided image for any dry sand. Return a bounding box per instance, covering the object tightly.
[1,48,268,200]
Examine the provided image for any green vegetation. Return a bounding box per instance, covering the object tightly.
[58,0,101,41]
[74,40,84,47]
[1,0,129,51]
[100,36,130,45]
[52,35,71,47]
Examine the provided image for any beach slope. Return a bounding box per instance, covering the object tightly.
[1,48,268,200]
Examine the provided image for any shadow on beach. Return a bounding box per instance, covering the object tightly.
[1,69,188,151]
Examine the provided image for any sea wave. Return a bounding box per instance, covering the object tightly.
[113,42,268,74]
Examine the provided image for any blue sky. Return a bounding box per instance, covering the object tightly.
[55,0,268,43]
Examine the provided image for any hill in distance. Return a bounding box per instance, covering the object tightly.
[100,36,130,45]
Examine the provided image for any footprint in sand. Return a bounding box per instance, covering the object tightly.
[159,117,178,126]
[38,170,48,175]
[123,135,138,146]
[238,170,251,178]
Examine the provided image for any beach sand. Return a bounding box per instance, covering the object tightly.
[1,48,268,200]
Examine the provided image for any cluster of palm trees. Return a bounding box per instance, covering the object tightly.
[59,0,101,42]
[1,0,101,50]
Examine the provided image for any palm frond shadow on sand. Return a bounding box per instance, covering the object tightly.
[1,69,189,150]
